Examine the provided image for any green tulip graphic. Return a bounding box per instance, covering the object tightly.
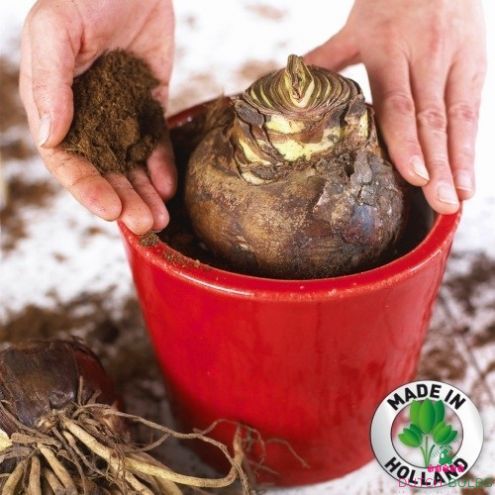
[399,399,458,468]
[399,427,422,448]
[433,423,457,445]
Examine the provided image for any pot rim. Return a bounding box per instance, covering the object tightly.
[119,105,461,301]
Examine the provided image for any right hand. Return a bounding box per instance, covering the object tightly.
[20,0,175,234]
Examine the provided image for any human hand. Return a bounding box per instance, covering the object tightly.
[20,0,175,234]
[306,0,486,214]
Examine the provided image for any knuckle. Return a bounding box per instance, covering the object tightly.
[417,107,447,131]
[390,137,421,157]
[428,156,450,172]
[31,80,46,96]
[425,19,448,57]
[454,145,475,163]
[383,92,415,115]
[448,102,478,124]
[28,4,60,32]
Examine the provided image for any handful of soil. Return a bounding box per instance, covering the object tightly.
[63,50,165,174]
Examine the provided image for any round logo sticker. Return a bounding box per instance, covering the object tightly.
[370,380,483,488]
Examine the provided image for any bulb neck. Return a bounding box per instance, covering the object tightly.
[229,55,374,183]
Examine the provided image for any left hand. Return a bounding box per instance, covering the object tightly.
[306,0,487,214]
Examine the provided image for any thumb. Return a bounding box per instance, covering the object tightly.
[305,28,360,72]
[27,5,81,148]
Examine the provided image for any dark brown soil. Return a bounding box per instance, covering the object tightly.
[445,253,495,315]
[139,231,160,247]
[0,176,58,254]
[236,60,278,84]
[63,50,165,175]
[417,251,495,403]
[1,138,34,161]
[417,336,468,382]
[0,56,35,160]
[0,58,25,132]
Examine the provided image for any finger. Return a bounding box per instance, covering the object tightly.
[106,174,154,235]
[27,2,82,147]
[19,41,122,221]
[147,139,177,200]
[446,56,486,200]
[128,168,169,231]
[366,53,429,187]
[305,28,360,72]
[41,147,123,220]
[412,60,459,214]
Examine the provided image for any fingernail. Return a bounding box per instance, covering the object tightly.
[455,171,473,192]
[410,156,430,181]
[38,114,51,147]
[437,184,459,206]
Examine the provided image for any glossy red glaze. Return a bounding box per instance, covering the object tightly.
[119,107,461,487]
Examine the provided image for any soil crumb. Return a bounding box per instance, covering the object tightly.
[0,56,35,160]
[445,253,495,316]
[236,59,278,86]
[0,58,25,132]
[1,138,34,161]
[0,176,58,254]
[417,335,468,382]
[140,232,160,247]
[246,3,286,20]
[63,50,165,175]
[418,251,495,403]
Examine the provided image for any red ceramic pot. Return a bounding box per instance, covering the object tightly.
[120,107,461,487]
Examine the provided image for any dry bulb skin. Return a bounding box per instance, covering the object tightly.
[185,55,407,279]
[0,341,252,494]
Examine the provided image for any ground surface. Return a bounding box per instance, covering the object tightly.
[1,1,494,494]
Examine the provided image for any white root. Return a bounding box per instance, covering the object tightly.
[51,428,87,495]
[108,465,153,495]
[43,467,64,494]
[2,460,26,495]
[27,456,42,495]
[41,477,55,495]
[0,430,12,454]
[63,418,241,489]
[132,453,183,495]
[38,444,77,494]
[153,476,185,495]
[62,429,152,495]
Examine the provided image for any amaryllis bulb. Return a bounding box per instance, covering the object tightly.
[184,54,407,279]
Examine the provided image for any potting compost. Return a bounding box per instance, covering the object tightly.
[63,50,165,175]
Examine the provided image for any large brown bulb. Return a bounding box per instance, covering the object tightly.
[0,340,117,435]
[184,55,406,279]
